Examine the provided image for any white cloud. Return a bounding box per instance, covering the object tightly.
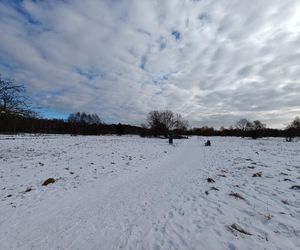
[0,0,299,128]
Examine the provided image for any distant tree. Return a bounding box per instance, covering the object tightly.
[147,110,172,132]
[67,112,80,123]
[67,112,101,125]
[146,110,188,137]
[250,120,267,139]
[287,116,300,130]
[173,113,189,131]
[91,114,101,125]
[252,120,266,130]
[219,126,225,131]
[147,110,168,136]
[285,116,300,141]
[0,75,33,117]
[80,112,88,123]
[116,123,125,136]
[235,118,253,131]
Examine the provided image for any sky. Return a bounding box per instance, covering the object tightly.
[0,0,300,128]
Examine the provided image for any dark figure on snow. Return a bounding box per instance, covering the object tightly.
[205,140,211,146]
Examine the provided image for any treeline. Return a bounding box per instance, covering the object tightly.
[1,111,299,140]
[0,113,148,135]
[189,117,300,139]
[189,126,291,138]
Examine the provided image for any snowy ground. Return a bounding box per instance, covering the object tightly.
[0,135,299,250]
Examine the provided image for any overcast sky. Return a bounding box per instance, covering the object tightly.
[1,0,300,128]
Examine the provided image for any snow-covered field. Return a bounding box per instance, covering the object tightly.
[0,135,299,250]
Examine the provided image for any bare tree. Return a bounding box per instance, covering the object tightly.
[67,112,101,125]
[161,110,176,130]
[173,113,189,131]
[253,120,266,130]
[249,120,266,139]
[287,116,300,130]
[285,116,300,141]
[235,118,253,131]
[146,110,188,136]
[0,75,33,117]
[146,110,168,136]
[146,110,160,129]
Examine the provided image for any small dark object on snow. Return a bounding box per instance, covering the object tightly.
[283,178,293,182]
[205,140,211,146]
[169,133,173,145]
[6,194,12,198]
[205,191,209,195]
[265,213,273,220]
[252,172,262,177]
[217,174,226,177]
[25,187,32,193]
[229,192,245,200]
[207,177,215,183]
[210,187,219,191]
[290,185,300,190]
[229,223,252,235]
[42,178,55,186]
[248,166,255,169]
[281,200,289,205]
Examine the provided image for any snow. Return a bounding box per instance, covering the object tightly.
[0,135,299,249]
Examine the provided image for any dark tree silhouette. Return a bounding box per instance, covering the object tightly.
[250,120,266,139]
[67,112,101,125]
[0,75,33,117]
[285,116,300,141]
[252,120,266,130]
[287,116,300,130]
[235,118,253,131]
[146,110,188,137]
[116,123,125,136]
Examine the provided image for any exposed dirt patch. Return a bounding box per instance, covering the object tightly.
[24,187,32,193]
[42,178,56,186]
[252,172,262,177]
[229,192,245,200]
[207,177,215,183]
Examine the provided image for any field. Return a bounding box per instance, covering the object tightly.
[0,135,299,249]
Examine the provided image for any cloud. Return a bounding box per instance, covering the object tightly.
[0,0,300,128]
